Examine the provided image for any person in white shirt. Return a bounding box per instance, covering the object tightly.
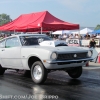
[69,34,74,39]
[74,34,79,38]
[96,34,100,38]
[63,33,67,40]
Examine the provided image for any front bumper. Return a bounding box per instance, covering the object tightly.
[43,58,93,69]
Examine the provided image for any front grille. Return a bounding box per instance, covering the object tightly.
[57,52,87,60]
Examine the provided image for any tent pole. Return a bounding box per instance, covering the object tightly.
[78,26,80,37]
[41,27,42,34]
[78,25,81,46]
[14,30,16,34]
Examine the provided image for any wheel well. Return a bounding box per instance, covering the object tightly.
[28,56,41,69]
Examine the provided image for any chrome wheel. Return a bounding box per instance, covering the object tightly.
[31,61,47,84]
[33,65,42,80]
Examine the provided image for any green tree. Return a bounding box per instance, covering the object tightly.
[94,24,100,30]
[0,13,12,26]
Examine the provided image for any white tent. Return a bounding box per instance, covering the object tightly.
[52,30,71,35]
[52,30,62,34]
[72,31,79,34]
[62,30,71,34]
[79,28,93,34]
[72,28,93,35]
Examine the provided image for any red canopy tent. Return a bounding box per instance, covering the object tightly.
[0,11,79,32]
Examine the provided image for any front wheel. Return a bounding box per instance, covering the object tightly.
[67,67,82,79]
[31,61,47,84]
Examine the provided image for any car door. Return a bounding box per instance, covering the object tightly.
[0,37,23,69]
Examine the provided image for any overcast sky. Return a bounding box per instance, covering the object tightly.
[0,0,99,27]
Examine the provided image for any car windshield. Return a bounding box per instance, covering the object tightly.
[20,35,52,46]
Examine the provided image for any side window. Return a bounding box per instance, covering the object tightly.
[6,37,20,48]
[0,40,5,48]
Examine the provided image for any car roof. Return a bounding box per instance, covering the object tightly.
[0,34,47,41]
[15,34,46,37]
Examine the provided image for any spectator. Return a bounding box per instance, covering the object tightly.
[69,34,74,39]
[46,32,50,37]
[74,34,79,38]
[84,33,90,39]
[89,38,96,48]
[96,34,100,38]
[78,34,83,39]
[53,35,57,40]
[62,33,67,40]
[0,35,3,40]
[91,34,95,38]
[58,34,62,40]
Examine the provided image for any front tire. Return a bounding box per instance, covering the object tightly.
[0,65,5,75]
[31,61,47,84]
[67,67,82,78]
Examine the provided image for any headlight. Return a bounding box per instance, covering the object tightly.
[51,52,57,60]
[87,50,92,57]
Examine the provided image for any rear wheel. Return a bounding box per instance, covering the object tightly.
[31,61,47,84]
[67,67,82,78]
[0,65,5,75]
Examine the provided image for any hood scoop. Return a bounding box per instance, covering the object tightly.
[39,40,67,47]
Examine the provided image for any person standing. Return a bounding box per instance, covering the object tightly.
[89,38,96,48]
[62,33,67,40]
[84,33,90,39]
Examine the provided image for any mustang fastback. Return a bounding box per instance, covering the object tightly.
[0,34,93,84]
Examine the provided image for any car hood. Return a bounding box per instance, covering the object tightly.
[38,46,89,52]
[22,45,89,53]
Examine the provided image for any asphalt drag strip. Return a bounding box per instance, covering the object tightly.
[0,69,100,100]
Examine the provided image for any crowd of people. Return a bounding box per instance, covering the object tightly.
[0,34,11,40]
[49,33,99,48]
[0,32,98,48]
[52,33,81,40]
[51,33,100,40]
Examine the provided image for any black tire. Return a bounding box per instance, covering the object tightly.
[31,61,47,84]
[67,67,82,79]
[0,65,5,75]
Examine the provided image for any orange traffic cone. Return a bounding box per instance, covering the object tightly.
[97,53,100,63]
